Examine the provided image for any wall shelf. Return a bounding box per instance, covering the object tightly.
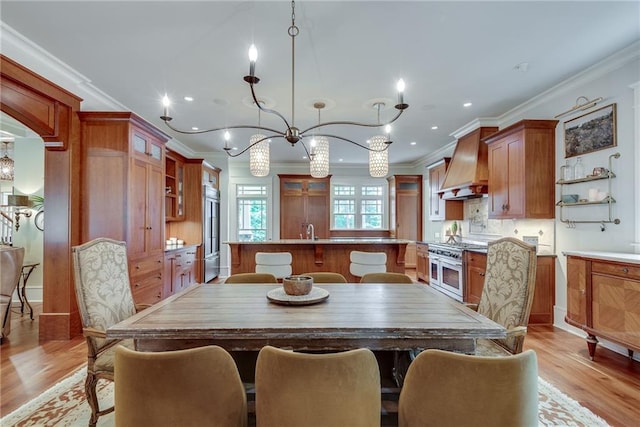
[556,152,620,230]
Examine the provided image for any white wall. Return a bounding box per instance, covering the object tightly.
[11,137,45,302]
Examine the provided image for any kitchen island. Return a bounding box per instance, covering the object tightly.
[225,239,410,282]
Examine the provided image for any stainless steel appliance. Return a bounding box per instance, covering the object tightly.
[427,242,486,302]
[203,186,220,283]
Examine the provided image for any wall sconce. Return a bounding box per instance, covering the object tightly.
[7,195,32,231]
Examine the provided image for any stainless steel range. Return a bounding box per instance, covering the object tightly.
[427,242,486,301]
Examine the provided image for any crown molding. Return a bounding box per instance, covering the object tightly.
[449,118,500,140]
[1,22,127,111]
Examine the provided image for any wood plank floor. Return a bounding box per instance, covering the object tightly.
[2,297,639,425]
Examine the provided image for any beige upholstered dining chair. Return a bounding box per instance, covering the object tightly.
[225,272,278,284]
[1,245,25,343]
[255,252,292,279]
[115,345,247,427]
[360,272,414,283]
[255,345,380,427]
[398,349,538,427]
[349,250,387,278]
[468,237,537,356]
[302,272,348,283]
[72,237,147,427]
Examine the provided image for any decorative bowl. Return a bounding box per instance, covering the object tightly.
[283,275,313,296]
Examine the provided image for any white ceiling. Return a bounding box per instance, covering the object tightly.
[1,1,639,166]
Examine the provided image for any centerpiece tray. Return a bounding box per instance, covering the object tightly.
[266,287,330,306]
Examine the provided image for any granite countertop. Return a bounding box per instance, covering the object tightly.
[562,250,640,264]
[224,239,412,245]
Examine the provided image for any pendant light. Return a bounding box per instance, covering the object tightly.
[309,102,329,178]
[0,141,14,181]
[369,103,390,178]
[249,106,270,177]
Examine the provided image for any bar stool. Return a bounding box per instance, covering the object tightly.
[349,251,387,278]
[255,252,292,279]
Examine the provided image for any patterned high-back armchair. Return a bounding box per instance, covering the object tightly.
[1,245,25,343]
[475,237,537,355]
[72,237,139,427]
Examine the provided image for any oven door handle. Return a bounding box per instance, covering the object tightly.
[442,260,463,268]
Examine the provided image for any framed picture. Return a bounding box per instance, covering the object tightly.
[564,103,616,158]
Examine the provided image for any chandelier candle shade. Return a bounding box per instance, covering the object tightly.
[159,0,408,177]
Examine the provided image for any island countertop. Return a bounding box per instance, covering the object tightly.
[225,239,410,282]
[562,250,640,265]
[224,238,412,245]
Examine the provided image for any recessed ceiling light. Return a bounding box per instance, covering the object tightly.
[338,158,343,162]
[184,96,194,102]
[431,125,438,130]
[191,127,199,131]
[410,141,417,146]
[463,102,472,108]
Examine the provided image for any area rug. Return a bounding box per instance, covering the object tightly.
[2,368,609,426]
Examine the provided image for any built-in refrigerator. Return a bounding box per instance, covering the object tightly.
[203,185,220,282]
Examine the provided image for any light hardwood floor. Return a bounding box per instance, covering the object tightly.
[2,290,639,425]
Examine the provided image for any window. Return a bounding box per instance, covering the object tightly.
[237,184,268,241]
[332,183,385,229]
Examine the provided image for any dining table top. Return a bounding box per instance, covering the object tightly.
[107,283,506,353]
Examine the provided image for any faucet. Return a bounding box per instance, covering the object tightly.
[306,223,315,240]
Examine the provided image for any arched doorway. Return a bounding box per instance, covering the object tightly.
[1,54,82,340]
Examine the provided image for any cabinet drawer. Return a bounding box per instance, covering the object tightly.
[132,282,163,305]
[592,261,640,281]
[131,271,163,292]
[416,243,429,254]
[465,251,487,269]
[130,255,164,277]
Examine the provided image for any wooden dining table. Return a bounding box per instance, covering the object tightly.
[107,283,505,354]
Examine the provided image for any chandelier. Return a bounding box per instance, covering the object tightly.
[160,0,408,177]
[0,141,14,181]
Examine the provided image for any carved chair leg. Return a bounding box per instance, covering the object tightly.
[586,334,598,361]
[85,373,100,427]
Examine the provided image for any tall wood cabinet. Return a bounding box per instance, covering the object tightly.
[279,175,330,239]
[428,158,463,221]
[388,175,422,268]
[79,112,170,305]
[565,254,640,360]
[464,250,556,325]
[484,120,558,219]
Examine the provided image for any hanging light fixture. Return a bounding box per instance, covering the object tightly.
[0,141,14,181]
[160,0,408,174]
[249,106,270,177]
[309,102,329,178]
[368,103,390,178]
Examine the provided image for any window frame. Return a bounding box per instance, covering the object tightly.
[330,179,389,230]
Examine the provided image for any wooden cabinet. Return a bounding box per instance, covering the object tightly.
[464,251,556,324]
[484,120,558,219]
[465,250,487,304]
[428,158,463,220]
[416,243,429,282]
[164,245,198,297]
[388,175,422,268]
[79,112,170,305]
[279,175,330,239]
[165,151,185,221]
[565,254,640,360]
[166,158,220,284]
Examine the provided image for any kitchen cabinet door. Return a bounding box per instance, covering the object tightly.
[279,175,330,239]
[485,120,557,219]
[428,159,463,221]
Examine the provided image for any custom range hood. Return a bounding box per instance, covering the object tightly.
[438,125,498,200]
